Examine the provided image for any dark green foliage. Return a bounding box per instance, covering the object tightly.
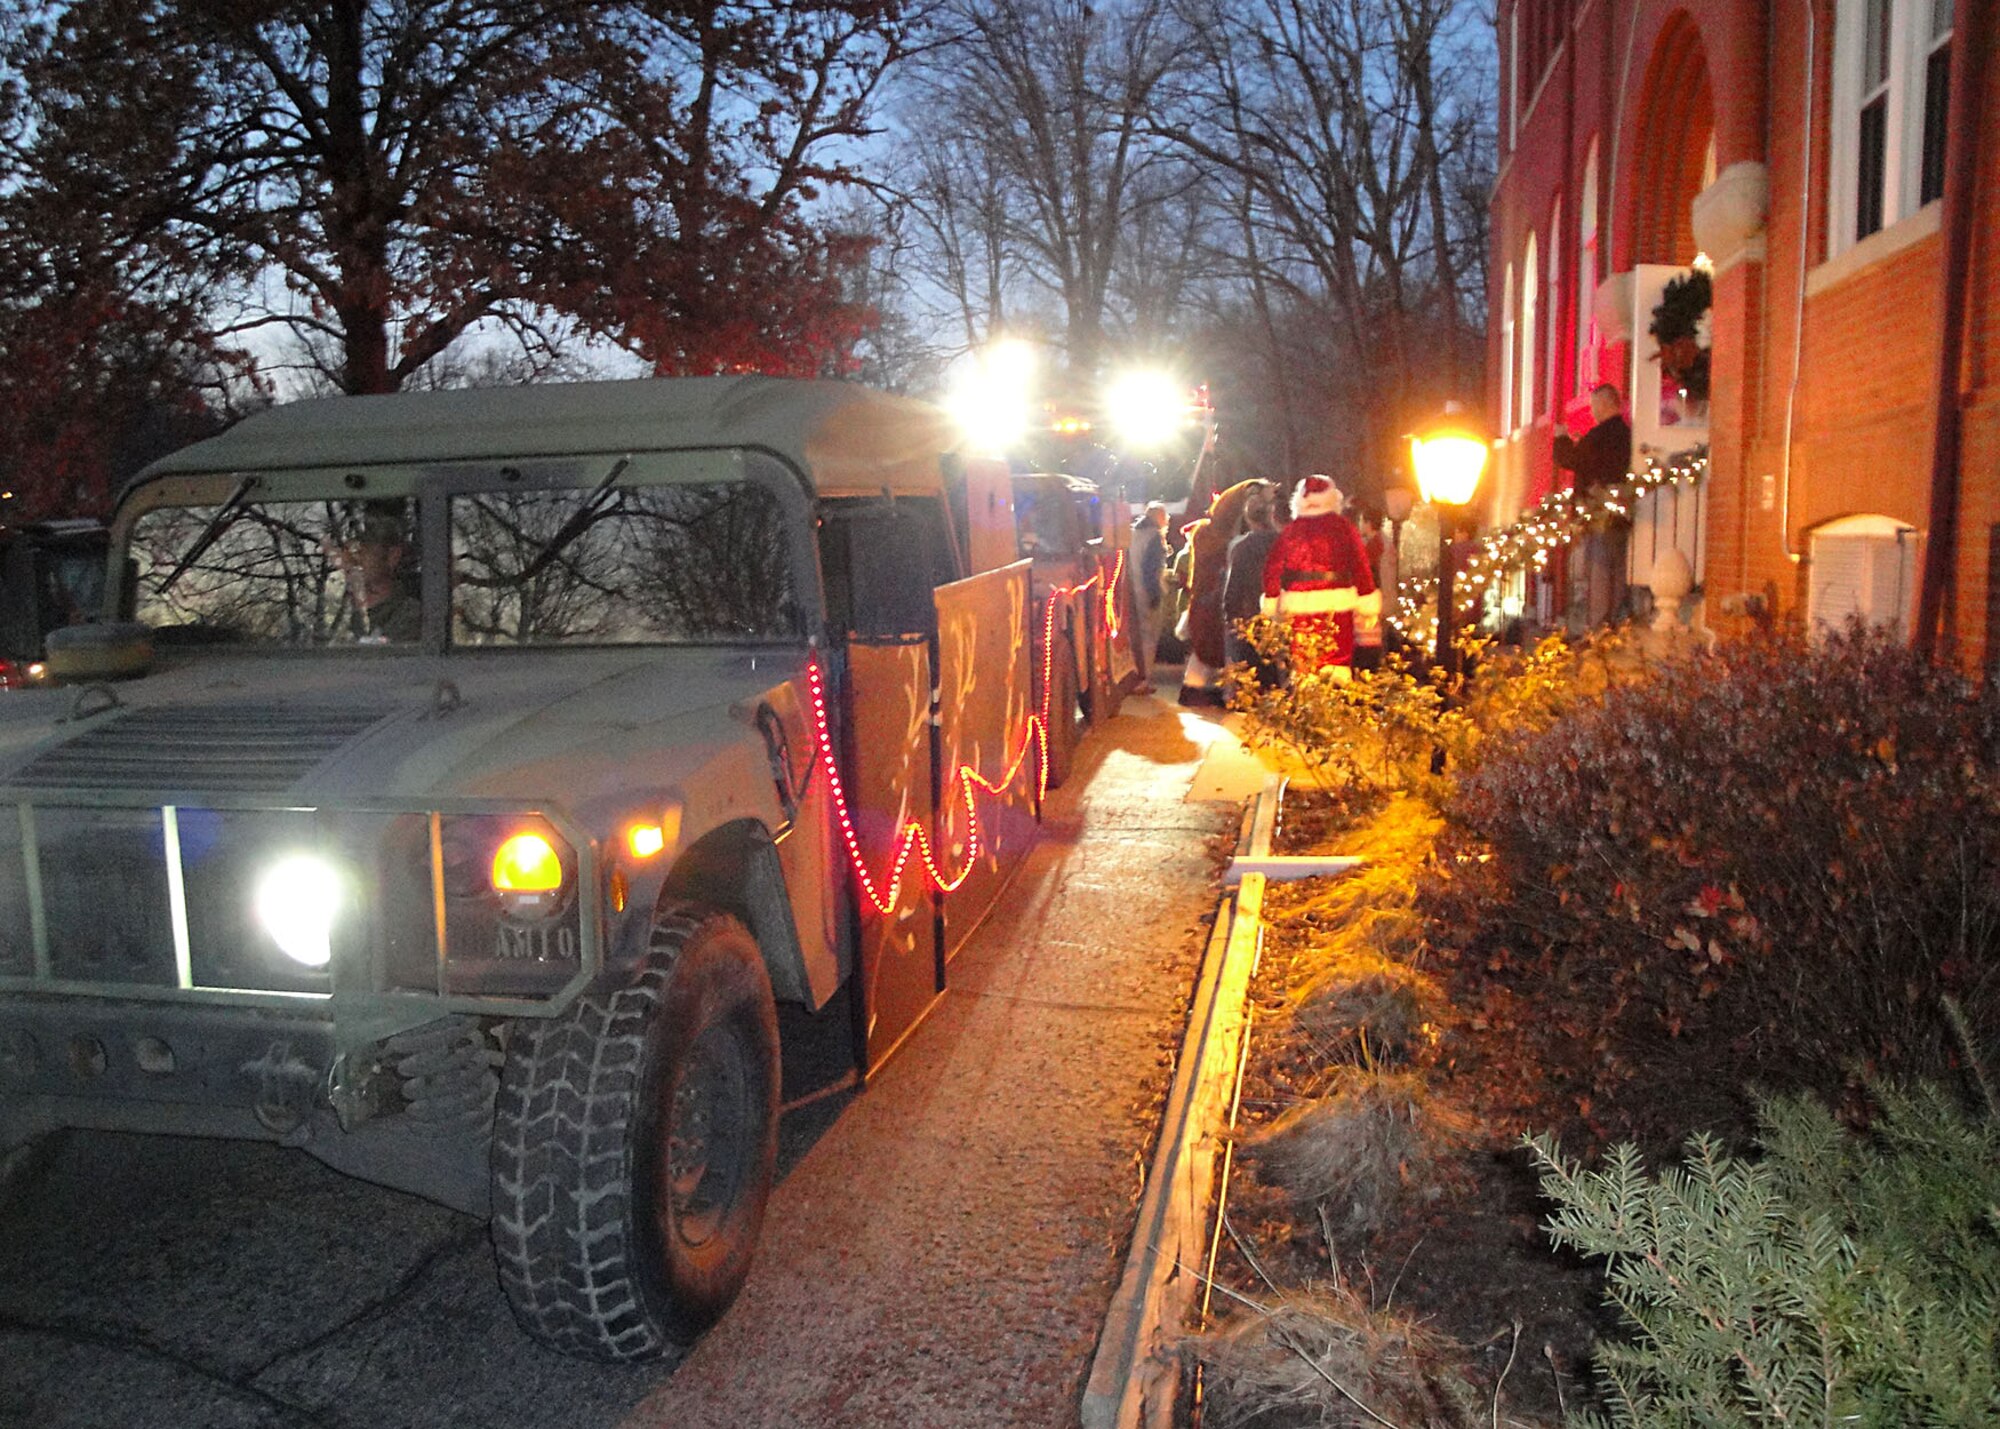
[1648,270,1711,403]
[1528,1085,2000,1427]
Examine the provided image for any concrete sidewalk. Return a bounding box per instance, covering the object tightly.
[635,689,1254,1426]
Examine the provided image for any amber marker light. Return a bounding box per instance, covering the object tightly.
[492,832,563,893]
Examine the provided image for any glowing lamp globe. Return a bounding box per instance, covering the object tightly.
[1410,428,1488,508]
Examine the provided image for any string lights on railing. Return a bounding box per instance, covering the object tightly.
[1391,446,1710,647]
[805,552,1128,916]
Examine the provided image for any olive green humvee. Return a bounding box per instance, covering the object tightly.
[0,377,1050,1360]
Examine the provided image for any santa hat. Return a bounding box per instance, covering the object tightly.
[1291,474,1345,519]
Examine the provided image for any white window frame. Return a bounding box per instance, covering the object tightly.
[1576,140,1599,394]
[1546,197,1563,409]
[1500,262,1516,435]
[1829,0,1954,256]
[1519,233,1539,431]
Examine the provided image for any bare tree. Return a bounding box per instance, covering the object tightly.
[1149,0,1492,483]
[893,0,1206,378]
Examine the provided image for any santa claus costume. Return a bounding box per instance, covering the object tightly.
[1259,475,1381,680]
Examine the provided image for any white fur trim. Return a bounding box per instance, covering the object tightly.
[1277,586,1358,616]
[1354,589,1382,617]
[1291,477,1344,519]
[1259,595,1279,618]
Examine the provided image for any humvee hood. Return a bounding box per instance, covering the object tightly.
[0,647,809,807]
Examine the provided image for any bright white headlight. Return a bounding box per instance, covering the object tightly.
[255,854,340,968]
[1105,370,1189,450]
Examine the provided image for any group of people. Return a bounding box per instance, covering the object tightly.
[1127,471,1392,700]
[1123,383,1635,693]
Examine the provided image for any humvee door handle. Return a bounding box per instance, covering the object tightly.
[754,702,813,830]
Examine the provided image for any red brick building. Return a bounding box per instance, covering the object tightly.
[1486,0,1996,661]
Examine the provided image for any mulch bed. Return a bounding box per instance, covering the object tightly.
[1195,788,1621,1427]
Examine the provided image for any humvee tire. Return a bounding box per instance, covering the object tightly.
[491,906,780,1360]
[1043,634,1082,791]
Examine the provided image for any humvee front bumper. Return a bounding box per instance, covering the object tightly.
[0,791,616,1215]
[0,995,501,1214]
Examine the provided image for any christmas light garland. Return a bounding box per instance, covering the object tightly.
[806,550,1128,915]
[1392,445,1710,644]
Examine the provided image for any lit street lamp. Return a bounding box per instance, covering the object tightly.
[1409,404,1489,680]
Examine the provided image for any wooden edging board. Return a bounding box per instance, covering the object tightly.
[1078,777,1280,1429]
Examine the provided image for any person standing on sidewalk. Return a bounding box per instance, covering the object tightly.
[1128,502,1170,675]
[1223,486,1281,686]
[1259,475,1378,680]
[1352,504,1388,672]
[1554,383,1633,630]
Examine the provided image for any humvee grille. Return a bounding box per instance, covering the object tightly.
[11,705,394,794]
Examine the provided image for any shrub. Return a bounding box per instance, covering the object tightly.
[1527,1083,2000,1428]
[1242,1070,1470,1237]
[1191,1288,1483,1428]
[1290,951,1437,1069]
[1226,617,1469,792]
[1442,625,2000,1123]
[1228,619,1623,794]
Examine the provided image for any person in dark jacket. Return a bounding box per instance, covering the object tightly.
[1553,383,1633,493]
[1554,384,1633,628]
[1128,502,1170,676]
[1222,487,1280,675]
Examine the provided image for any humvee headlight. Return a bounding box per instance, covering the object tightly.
[492,832,563,891]
[255,854,340,968]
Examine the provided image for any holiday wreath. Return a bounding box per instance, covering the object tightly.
[1648,268,1712,403]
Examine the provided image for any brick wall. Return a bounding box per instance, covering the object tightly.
[1492,0,1996,666]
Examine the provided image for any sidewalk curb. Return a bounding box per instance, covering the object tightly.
[1080,775,1281,1429]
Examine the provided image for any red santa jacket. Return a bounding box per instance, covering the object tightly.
[1259,509,1380,666]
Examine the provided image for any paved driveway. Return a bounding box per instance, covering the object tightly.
[0,693,1251,1429]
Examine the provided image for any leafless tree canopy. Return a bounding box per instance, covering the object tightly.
[878,0,1494,492]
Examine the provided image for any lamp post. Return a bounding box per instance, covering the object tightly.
[1382,483,1415,577]
[1409,406,1489,680]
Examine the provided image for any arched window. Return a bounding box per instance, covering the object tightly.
[1500,262,1516,435]
[1519,233,1539,429]
[1577,139,1600,392]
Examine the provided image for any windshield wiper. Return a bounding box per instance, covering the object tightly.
[156,475,257,596]
[513,456,631,586]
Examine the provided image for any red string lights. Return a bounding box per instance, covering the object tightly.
[805,553,1128,916]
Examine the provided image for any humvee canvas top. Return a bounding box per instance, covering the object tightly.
[133,376,963,498]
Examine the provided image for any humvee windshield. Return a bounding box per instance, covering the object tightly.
[131,496,423,646]
[449,479,800,646]
[128,478,803,648]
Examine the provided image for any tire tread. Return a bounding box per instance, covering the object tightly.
[491,907,713,1360]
